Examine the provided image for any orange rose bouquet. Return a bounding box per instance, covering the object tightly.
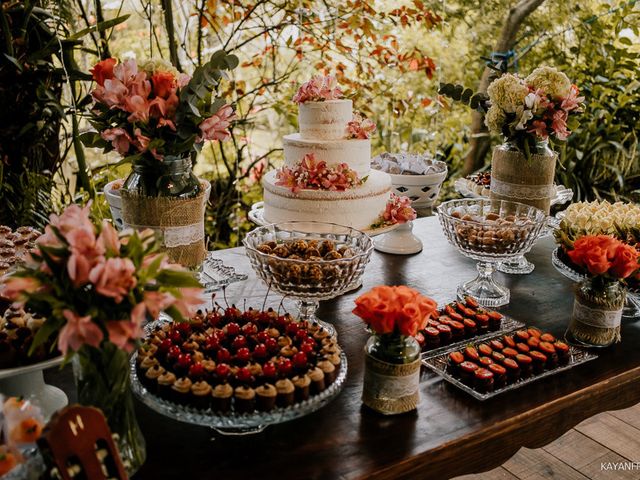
[353,286,437,337]
[567,235,639,281]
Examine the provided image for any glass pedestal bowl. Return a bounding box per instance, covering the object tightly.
[243,221,373,335]
[437,199,547,307]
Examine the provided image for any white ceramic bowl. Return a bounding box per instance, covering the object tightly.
[388,165,448,209]
[104,179,125,229]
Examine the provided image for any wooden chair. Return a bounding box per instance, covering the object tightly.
[38,404,128,480]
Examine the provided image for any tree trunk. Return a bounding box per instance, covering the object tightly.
[462,0,546,176]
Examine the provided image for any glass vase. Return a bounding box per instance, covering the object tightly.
[362,333,421,415]
[73,342,146,475]
[567,277,625,348]
[123,153,201,199]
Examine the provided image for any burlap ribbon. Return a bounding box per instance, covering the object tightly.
[121,180,209,268]
[362,351,420,415]
[568,288,624,346]
[490,148,557,215]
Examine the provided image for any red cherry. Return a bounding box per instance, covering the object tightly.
[235,347,251,363]
[205,335,219,350]
[217,347,231,363]
[232,335,247,350]
[167,346,181,362]
[265,337,279,352]
[253,344,267,358]
[263,362,277,378]
[175,322,191,335]
[303,337,316,348]
[242,323,258,336]
[256,331,269,343]
[257,311,271,325]
[215,363,230,379]
[206,311,222,327]
[286,323,299,336]
[277,357,292,375]
[189,362,205,378]
[300,342,314,354]
[235,367,253,383]
[177,353,192,369]
[169,330,182,343]
[158,339,172,354]
[295,329,308,342]
[292,351,307,368]
[225,322,240,336]
[224,306,241,321]
[275,315,289,329]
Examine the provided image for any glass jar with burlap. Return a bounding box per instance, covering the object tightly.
[362,334,421,415]
[490,138,556,215]
[121,155,209,268]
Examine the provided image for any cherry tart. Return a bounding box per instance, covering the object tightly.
[136,306,342,415]
[443,327,573,393]
[417,297,504,352]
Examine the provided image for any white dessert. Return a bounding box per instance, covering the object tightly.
[283,133,371,179]
[298,99,352,140]
[262,170,391,231]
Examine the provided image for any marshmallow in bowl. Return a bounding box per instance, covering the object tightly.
[372,152,447,176]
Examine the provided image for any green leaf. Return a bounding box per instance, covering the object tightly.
[156,269,202,288]
[67,14,130,41]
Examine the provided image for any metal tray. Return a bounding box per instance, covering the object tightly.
[422,331,598,400]
[421,315,525,360]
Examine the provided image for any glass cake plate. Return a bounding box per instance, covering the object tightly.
[422,331,598,401]
[130,318,348,435]
[552,247,640,318]
[248,201,400,237]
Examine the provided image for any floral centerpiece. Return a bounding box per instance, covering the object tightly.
[82,51,238,267]
[564,235,639,347]
[0,204,203,474]
[353,285,436,414]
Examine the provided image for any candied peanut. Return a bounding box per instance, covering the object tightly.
[273,245,290,257]
[257,244,272,254]
[305,247,321,258]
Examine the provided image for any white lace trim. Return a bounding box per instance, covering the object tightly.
[363,365,420,399]
[572,300,622,329]
[490,177,555,200]
[124,222,204,247]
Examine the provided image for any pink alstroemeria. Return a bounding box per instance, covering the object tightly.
[66,227,105,287]
[97,220,120,254]
[143,290,176,319]
[92,78,128,109]
[101,128,133,156]
[0,277,42,302]
[383,194,417,224]
[561,84,584,112]
[346,113,377,139]
[197,104,236,142]
[58,309,104,355]
[106,318,143,352]
[527,120,549,139]
[89,257,137,303]
[551,109,570,140]
[124,96,151,123]
[172,287,203,319]
[292,75,342,104]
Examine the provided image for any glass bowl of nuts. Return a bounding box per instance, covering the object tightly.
[437,199,547,307]
[243,221,374,334]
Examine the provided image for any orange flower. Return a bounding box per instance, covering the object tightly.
[568,235,639,280]
[151,71,177,99]
[353,285,437,337]
[90,58,116,86]
[610,243,640,279]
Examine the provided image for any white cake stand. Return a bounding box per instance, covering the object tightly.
[248,202,400,237]
[0,357,67,420]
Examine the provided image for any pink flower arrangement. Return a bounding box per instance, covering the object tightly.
[84,53,238,166]
[382,194,417,225]
[275,153,362,193]
[0,204,203,356]
[346,113,377,140]
[292,75,343,104]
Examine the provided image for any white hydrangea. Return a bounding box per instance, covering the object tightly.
[139,58,179,77]
[525,66,572,99]
[486,74,529,113]
[484,105,507,134]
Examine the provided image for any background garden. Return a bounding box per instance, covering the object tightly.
[1,0,638,249]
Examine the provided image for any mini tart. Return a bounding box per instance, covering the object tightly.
[275,379,295,407]
[144,365,165,393]
[191,381,212,409]
[317,360,336,385]
[325,352,341,368]
[157,371,177,398]
[248,362,263,378]
[171,377,193,405]
[140,355,159,372]
[313,328,331,342]
[292,374,311,402]
[278,336,293,347]
[234,386,256,413]
[280,345,298,357]
[321,343,340,355]
[309,367,326,394]
[255,383,277,412]
[201,359,217,379]
[211,383,233,413]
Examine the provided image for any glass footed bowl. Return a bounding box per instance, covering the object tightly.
[243,221,374,335]
[437,199,547,307]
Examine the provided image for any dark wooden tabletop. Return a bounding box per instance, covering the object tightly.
[45,216,640,480]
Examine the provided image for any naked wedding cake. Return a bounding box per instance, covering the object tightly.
[262,75,413,231]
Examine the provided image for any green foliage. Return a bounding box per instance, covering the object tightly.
[438,83,490,112]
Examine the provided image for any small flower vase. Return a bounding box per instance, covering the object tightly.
[362,333,421,415]
[567,277,625,348]
[490,137,556,215]
[73,342,146,475]
[120,154,209,268]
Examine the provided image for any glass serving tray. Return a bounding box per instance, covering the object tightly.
[198,254,248,294]
[422,332,598,401]
[421,314,525,360]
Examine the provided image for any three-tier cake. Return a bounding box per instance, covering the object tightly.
[261,76,409,231]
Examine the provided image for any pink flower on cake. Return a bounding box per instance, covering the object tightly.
[58,309,104,355]
[292,75,342,104]
[197,104,236,142]
[346,113,376,139]
[89,257,137,303]
[275,153,361,193]
[383,194,417,224]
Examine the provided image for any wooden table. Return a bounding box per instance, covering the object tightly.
[45,217,640,480]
